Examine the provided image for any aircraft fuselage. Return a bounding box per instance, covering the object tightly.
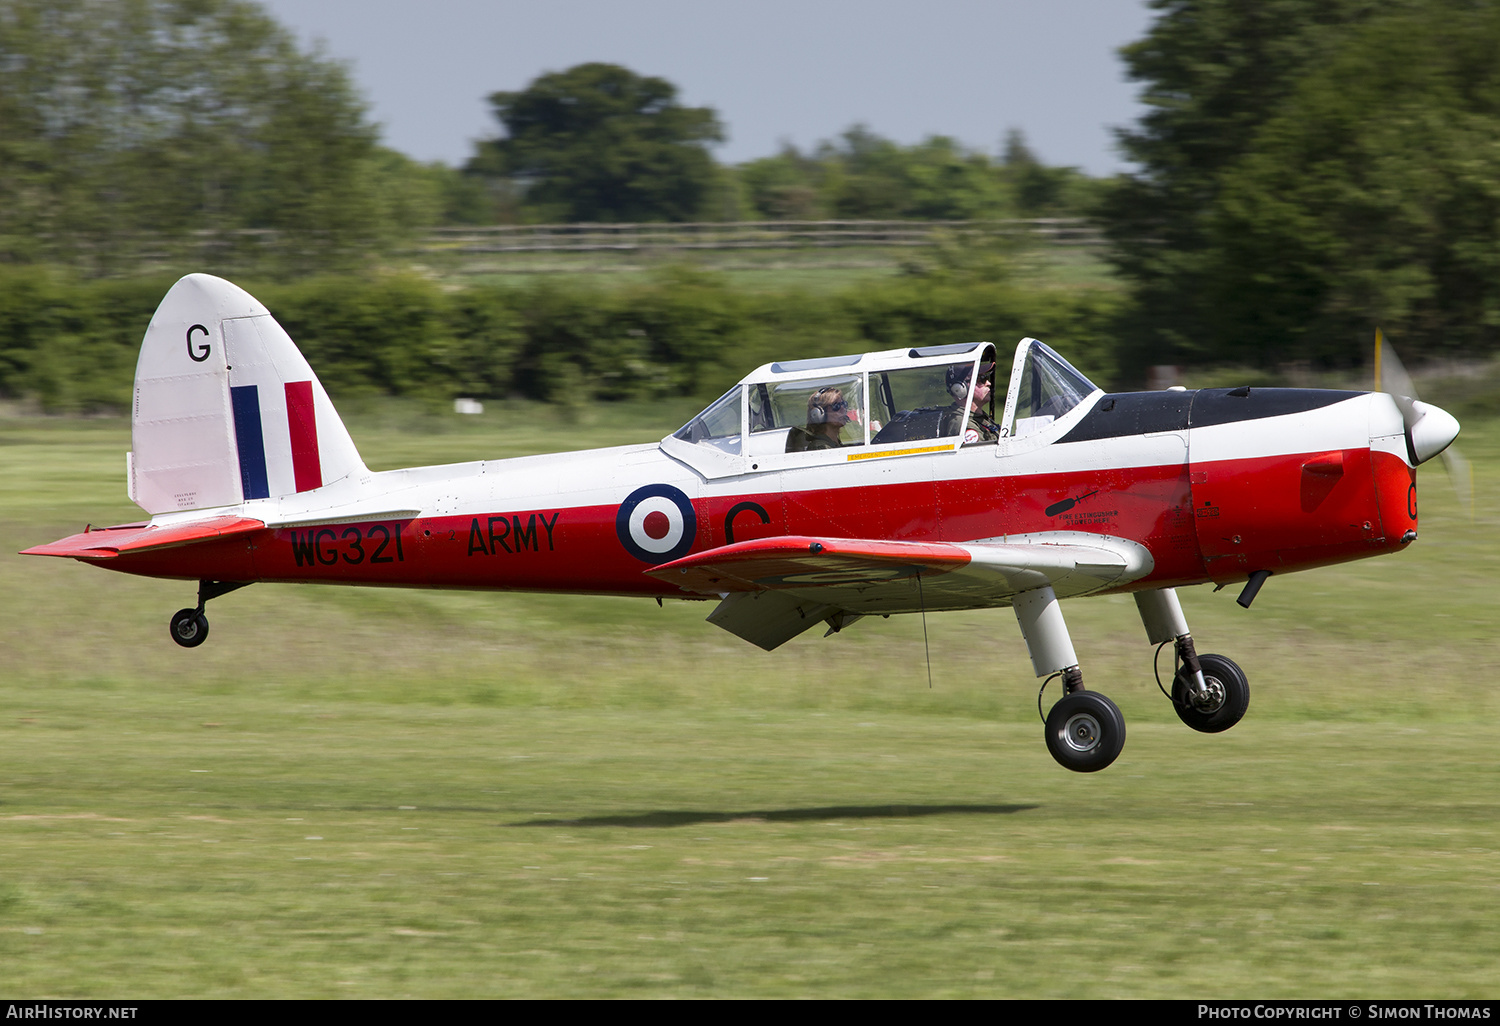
[91,387,1415,612]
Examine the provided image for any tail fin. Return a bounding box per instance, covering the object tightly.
[128,274,365,515]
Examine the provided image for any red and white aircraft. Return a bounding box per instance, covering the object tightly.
[24,274,1462,771]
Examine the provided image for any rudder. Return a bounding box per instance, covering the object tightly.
[129,274,365,515]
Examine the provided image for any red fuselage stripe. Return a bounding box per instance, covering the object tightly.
[94,447,1414,599]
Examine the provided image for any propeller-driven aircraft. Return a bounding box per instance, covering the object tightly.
[23,275,1463,771]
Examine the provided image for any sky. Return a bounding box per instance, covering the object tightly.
[258,0,1155,175]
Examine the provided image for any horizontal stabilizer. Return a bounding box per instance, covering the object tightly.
[21,516,265,560]
[274,509,422,529]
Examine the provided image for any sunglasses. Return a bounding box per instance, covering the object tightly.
[821,400,848,413]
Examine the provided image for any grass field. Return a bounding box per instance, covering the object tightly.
[417,239,1121,295]
[1,403,1497,998]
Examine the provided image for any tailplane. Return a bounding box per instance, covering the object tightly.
[129,274,365,515]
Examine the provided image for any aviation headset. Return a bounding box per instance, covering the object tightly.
[947,362,995,402]
[947,364,973,401]
[807,387,844,425]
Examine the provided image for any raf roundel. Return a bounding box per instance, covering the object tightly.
[616,483,697,563]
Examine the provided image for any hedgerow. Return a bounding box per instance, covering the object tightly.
[0,266,1120,413]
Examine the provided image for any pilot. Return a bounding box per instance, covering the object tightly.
[786,386,856,452]
[942,362,1000,443]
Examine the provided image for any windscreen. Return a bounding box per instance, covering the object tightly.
[673,386,742,454]
[1011,341,1098,437]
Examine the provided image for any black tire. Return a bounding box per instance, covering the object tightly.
[1171,653,1249,733]
[169,608,209,648]
[1044,691,1126,772]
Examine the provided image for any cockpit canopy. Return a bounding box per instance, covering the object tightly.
[669,337,1100,468]
[1006,338,1098,438]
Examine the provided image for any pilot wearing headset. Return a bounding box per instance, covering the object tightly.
[786,385,857,452]
[943,362,1000,443]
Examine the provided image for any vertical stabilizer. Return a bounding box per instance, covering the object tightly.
[130,274,365,515]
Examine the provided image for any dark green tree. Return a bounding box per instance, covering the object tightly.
[1098,0,1384,368]
[737,144,827,220]
[467,63,724,223]
[737,127,1014,221]
[0,0,391,274]
[1000,129,1101,217]
[1205,4,1500,363]
[823,127,1005,220]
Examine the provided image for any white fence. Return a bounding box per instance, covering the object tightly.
[417,218,1101,255]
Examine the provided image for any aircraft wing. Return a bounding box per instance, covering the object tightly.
[646,535,971,593]
[646,533,1153,650]
[21,515,266,560]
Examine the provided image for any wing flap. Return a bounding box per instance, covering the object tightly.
[705,591,839,651]
[21,515,265,560]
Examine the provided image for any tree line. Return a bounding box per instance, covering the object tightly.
[1107,0,1500,369]
[4,0,1500,400]
[0,2,1099,254]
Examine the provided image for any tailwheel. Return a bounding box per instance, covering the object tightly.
[1171,654,1249,733]
[169,608,209,648]
[1044,691,1126,772]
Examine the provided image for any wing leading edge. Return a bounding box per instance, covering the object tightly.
[648,533,1154,650]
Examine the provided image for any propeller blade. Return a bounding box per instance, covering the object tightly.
[1441,445,1474,521]
[1374,329,1471,518]
[1376,329,1420,430]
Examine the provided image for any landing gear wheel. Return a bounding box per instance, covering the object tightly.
[1172,654,1248,733]
[1044,691,1126,772]
[169,608,209,648]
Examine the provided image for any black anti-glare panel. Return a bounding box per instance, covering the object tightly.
[1187,388,1363,429]
[1056,391,1193,442]
[1057,388,1364,443]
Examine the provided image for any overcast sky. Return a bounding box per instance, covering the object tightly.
[258,0,1155,175]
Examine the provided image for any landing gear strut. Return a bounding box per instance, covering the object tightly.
[168,580,250,648]
[1015,586,1127,772]
[1136,589,1250,734]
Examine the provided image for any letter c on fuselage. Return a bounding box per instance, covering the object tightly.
[723,501,770,544]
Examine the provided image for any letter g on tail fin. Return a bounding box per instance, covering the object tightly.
[128,274,365,515]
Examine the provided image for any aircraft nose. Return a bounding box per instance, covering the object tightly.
[1408,400,1460,465]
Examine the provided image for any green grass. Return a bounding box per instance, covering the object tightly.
[417,245,904,294]
[1,407,1498,997]
[413,240,1122,295]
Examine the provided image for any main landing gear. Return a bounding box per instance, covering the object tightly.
[1015,587,1126,773]
[1014,586,1250,773]
[168,580,251,648]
